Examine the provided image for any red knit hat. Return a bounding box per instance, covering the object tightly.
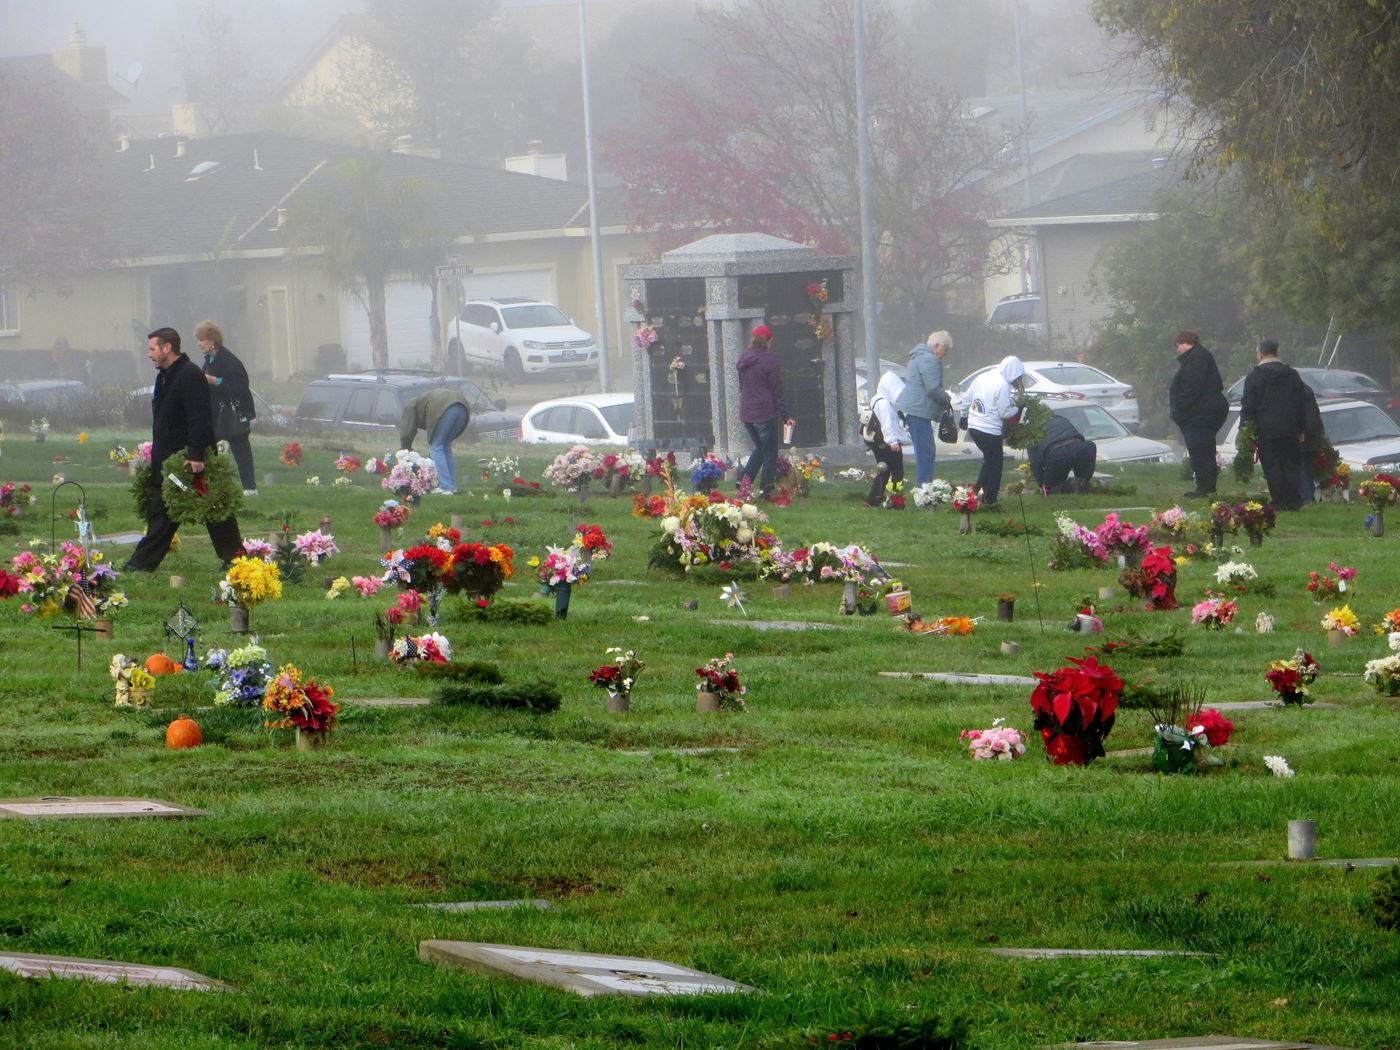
[751,324,773,343]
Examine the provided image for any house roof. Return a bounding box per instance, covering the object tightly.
[966,88,1160,157]
[99,131,630,263]
[0,52,129,109]
[987,155,1192,227]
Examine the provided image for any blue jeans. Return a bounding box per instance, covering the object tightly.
[905,414,935,486]
[428,403,469,492]
[741,419,781,495]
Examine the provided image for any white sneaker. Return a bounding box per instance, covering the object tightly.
[243,489,259,496]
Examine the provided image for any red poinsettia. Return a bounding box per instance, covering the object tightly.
[1028,656,1123,764]
[1187,707,1234,747]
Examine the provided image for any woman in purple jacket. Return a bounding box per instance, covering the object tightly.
[736,325,793,497]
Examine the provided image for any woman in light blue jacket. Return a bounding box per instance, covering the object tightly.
[892,330,952,486]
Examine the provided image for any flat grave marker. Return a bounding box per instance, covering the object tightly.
[709,619,843,632]
[1046,1038,1351,1049]
[0,951,224,990]
[97,531,146,545]
[1209,701,1341,712]
[0,797,204,819]
[340,697,432,707]
[618,747,744,758]
[880,671,1037,687]
[418,940,757,998]
[414,900,553,912]
[1219,856,1398,870]
[984,948,1213,959]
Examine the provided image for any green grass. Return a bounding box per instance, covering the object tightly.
[1,432,1398,1049]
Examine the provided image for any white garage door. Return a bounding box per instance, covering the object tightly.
[340,280,435,370]
[458,269,555,305]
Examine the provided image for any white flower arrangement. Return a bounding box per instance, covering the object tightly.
[1215,561,1258,587]
[1263,754,1295,778]
[912,479,953,508]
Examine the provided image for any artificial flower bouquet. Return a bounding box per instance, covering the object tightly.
[1149,505,1199,538]
[809,542,882,585]
[382,450,438,501]
[1363,648,1400,697]
[293,529,338,566]
[588,647,645,703]
[482,456,520,484]
[0,481,34,518]
[1049,512,1108,569]
[1190,592,1238,630]
[689,454,727,492]
[544,445,600,493]
[1096,512,1151,561]
[883,479,906,509]
[1322,604,1359,637]
[334,453,361,474]
[389,544,453,594]
[951,486,978,513]
[390,632,451,665]
[1234,500,1276,545]
[959,721,1027,760]
[1208,500,1239,541]
[654,496,776,573]
[695,652,747,711]
[279,441,303,467]
[632,323,658,352]
[1120,545,1179,610]
[537,545,592,588]
[912,479,952,508]
[902,614,977,636]
[262,663,338,733]
[632,493,668,518]
[572,524,613,561]
[446,541,514,600]
[1358,477,1396,512]
[1143,685,1234,774]
[806,279,829,307]
[206,644,274,708]
[219,556,282,609]
[1307,562,1355,601]
[109,654,156,708]
[1376,608,1400,637]
[1265,649,1320,705]
[1214,560,1258,593]
[372,500,411,529]
[593,450,646,492]
[1028,656,1123,765]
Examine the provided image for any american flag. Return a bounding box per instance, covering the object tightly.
[67,584,97,619]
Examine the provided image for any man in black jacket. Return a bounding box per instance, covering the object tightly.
[1029,412,1098,494]
[124,327,243,571]
[1168,330,1229,497]
[1241,338,1311,510]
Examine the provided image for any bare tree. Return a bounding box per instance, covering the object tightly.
[175,5,266,135]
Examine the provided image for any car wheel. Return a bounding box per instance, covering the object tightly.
[504,348,524,383]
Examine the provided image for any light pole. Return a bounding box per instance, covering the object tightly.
[854,0,881,382]
[579,0,611,391]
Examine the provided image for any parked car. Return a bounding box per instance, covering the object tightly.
[519,393,634,445]
[1217,399,1400,473]
[984,292,1045,341]
[939,399,1171,466]
[1225,366,1400,422]
[0,379,92,414]
[125,385,290,429]
[445,298,598,381]
[294,372,521,443]
[951,360,1140,429]
[853,357,906,409]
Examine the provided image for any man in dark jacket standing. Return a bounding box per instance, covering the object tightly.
[124,327,243,571]
[1168,330,1229,497]
[736,325,792,497]
[1241,338,1310,510]
[1029,412,1097,494]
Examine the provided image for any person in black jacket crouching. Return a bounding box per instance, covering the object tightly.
[1241,338,1313,511]
[1029,413,1097,494]
[1168,330,1229,498]
[124,327,243,571]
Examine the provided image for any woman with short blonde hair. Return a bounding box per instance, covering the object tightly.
[196,320,258,494]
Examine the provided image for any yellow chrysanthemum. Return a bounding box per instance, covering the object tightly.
[225,556,282,608]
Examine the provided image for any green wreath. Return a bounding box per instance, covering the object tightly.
[1233,421,1258,484]
[130,449,243,525]
[1003,393,1051,450]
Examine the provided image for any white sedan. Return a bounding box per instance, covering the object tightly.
[939,401,1172,465]
[951,360,1139,429]
[519,392,634,444]
[1217,399,1400,473]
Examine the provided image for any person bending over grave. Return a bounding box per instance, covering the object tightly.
[862,370,909,507]
[124,327,244,571]
[400,388,471,496]
[1029,412,1097,494]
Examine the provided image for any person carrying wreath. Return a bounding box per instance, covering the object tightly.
[196,320,258,495]
[962,355,1026,509]
[124,327,243,572]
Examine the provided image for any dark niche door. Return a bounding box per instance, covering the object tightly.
[643,278,712,444]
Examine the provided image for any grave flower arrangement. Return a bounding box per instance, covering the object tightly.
[108,445,138,468]
[207,644,275,708]
[1190,592,1238,630]
[482,456,520,483]
[689,454,726,492]
[1149,505,1199,538]
[1307,562,1355,601]
[593,450,645,492]
[1363,651,1400,697]
[373,500,411,530]
[806,278,829,307]
[632,493,668,518]
[1358,477,1396,511]
[382,449,438,501]
[219,556,282,609]
[1208,501,1239,542]
[394,543,454,594]
[1119,545,1179,610]
[959,721,1027,760]
[883,479,906,509]
[1321,605,1359,637]
[446,540,514,601]
[1312,440,1347,493]
[912,479,952,508]
[1375,608,1400,637]
[653,496,776,573]
[334,453,361,473]
[544,444,599,493]
[293,529,339,566]
[695,652,746,711]
[1233,500,1275,545]
[537,545,591,587]
[1214,560,1258,593]
[1096,512,1151,561]
[632,323,658,352]
[902,614,978,636]
[390,632,451,664]
[0,481,34,518]
[262,664,338,733]
[588,647,645,704]
[279,441,303,467]
[1028,655,1123,765]
[1265,649,1320,705]
[238,538,274,560]
[30,417,50,440]
[951,486,979,513]
[809,542,882,584]
[1049,512,1109,570]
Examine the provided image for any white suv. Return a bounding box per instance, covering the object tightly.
[446,297,597,381]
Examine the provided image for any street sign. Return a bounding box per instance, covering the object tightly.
[435,264,474,278]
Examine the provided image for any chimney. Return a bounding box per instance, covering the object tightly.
[175,137,188,158]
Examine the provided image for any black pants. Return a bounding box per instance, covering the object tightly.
[124,489,243,572]
[866,443,904,506]
[1257,435,1303,509]
[1179,423,1220,494]
[1042,439,1097,493]
[225,432,256,489]
[741,418,781,495]
[969,428,1005,504]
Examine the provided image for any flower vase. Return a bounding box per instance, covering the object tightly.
[374,638,391,660]
[295,728,328,752]
[92,618,114,640]
[379,526,393,554]
[1249,530,1263,548]
[1152,728,1197,775]
[554,582,572,620]
[230,605,250,634]
[1210,527,1223,547]
[996,599,1015,622]
[607,473,624,497]
[642,475,653,497]
[115,461,130,475]
[772,583,790,600]
[1372,511,1385,538]
[839,580,858,615]
[35,434,45,444]
[606,692,630,714]
[958,510,971,535]
[696,690,721,713]
[1327,628,1346,647]
[576,482,590,507]
[1042,732,1088,766]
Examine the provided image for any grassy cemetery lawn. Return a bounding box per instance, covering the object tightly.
[0,431,1397,1049]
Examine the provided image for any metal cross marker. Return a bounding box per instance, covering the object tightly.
[165,603,200,646]
[51,622,99,669]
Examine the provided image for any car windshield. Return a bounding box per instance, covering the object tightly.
[1324,404,1400,444]
[1053,404,1129,440]
[501,305,570,329]
[599,402,635,435]
[1311,370,1384,393]
[447,379,499,414]
[1036,365,1114,386]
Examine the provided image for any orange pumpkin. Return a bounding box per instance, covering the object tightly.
[165,715,202,749]
[145,653,181,676]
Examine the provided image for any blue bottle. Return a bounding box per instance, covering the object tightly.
[183,636,199,673]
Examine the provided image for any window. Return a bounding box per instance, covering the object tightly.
[344,388,379,423]
[574,407,607,440]
[1037,365,1115,386]
[991,299,1036,325]
[530,407,567,433]
[461,305,496,329]
[0,284,18,334]
[374,392,401,425]
[1324,405,1400,444]
[296,383,349,421]
[501,304,569,329]
[599,402,635,437]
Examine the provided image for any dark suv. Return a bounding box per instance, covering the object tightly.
[294,372,521,442]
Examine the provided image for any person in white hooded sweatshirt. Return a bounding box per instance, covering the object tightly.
[961,355,1025,508]
[863,371,912,506]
